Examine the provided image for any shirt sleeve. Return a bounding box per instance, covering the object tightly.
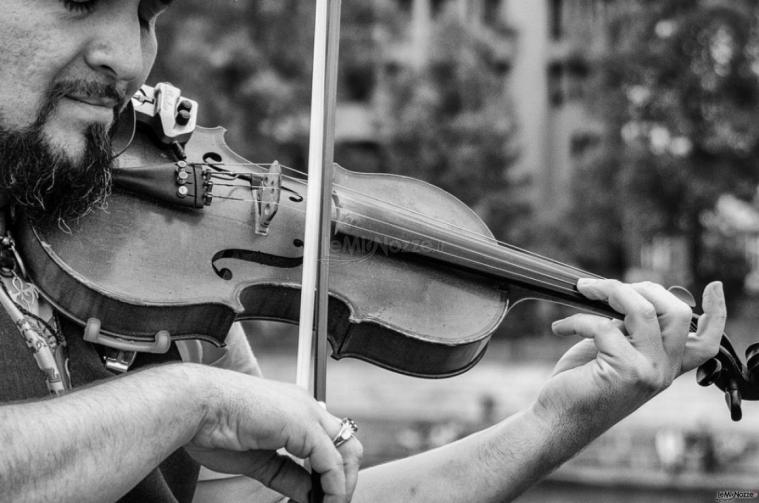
[192,476,290,503]
[175,322,263,377]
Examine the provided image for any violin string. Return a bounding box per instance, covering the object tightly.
[212,195,252,202]
[131,158,556,264]
[178,180,582,293]
[208,182,262,188]
[319,206,583,293]
[258,161,602,281]
[122,161,601,286]
[333,215,582,294]
[334,185,601,281]
[214,191,585,294]
[286,202,583,295]
[252,161,598,282]
[124,160,599,286]
[268,168,601,283]
[127,159,594,287]
[199,183,586,290]
[328,200,584,287]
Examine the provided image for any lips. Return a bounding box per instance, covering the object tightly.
[55,95,118,126]
[67,95,119,109]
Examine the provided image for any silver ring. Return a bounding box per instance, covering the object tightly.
[332,417,358,448]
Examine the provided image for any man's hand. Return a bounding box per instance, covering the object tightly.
[184,366,363,503]
[532,279,725,437]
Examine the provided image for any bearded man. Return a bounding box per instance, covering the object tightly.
[0,1,727,502]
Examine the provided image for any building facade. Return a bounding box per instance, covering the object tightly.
[335,0,611,220]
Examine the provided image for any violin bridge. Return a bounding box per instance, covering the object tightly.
[252,161,282,236]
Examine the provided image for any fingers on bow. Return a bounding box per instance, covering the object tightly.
[243,451,313,502]
[325,417,363,503]
[280,410,363,503]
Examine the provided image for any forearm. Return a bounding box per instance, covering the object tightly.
[354,405,597,503]
[0,363,207,503]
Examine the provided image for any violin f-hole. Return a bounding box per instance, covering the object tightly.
[211,248,303,280]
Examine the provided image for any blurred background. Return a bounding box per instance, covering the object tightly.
[153,1,759,501]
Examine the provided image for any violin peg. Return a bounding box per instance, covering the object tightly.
[725,382,743,422]
[668,285,697,308]
[696,357,722,387]
[746,343,759,384]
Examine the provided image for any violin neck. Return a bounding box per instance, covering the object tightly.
[333,196,621,320]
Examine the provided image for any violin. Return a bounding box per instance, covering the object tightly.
[12,84,759,421]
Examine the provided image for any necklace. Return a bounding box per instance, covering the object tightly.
[0,232,70,395]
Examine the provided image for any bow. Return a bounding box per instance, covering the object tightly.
[295,0,343,501]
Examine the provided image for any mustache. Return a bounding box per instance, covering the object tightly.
[35,80,128,128]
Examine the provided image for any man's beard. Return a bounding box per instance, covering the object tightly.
[0,81,119,226]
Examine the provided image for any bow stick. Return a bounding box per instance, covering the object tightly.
[295,0,342,501]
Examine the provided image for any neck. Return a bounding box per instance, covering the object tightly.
[332,191,619,320]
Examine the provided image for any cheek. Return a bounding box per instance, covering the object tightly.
[0,26,63,130]
[129,35,158,95]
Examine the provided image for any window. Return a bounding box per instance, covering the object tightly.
[547,55,590,106]
[547,61,563,106]
[431,0,448,18]
[564,54,589,100]
[343,66,376,102]
[570,132,600,158]
[549,0,564,41]
[483,0,501,24]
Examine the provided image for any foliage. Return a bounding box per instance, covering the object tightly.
[151,1,316,166]
[374,13,525,243]
[566,0,759,299]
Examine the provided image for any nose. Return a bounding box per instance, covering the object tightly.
[83,8,148,84]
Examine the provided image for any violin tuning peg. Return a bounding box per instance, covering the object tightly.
[668,285,697,308]
[176,109,192,126]
[746,343,759,383]
[696,357,722,387]
[725,381,743,421]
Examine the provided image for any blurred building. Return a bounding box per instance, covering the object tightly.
[505,0,611,219]
[335,0,612,219]
[336,0,515,171]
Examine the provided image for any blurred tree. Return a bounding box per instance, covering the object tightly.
[151,1,316,167]
[566,0,759,301]
[368,10,536,339]
[151,1,525,240]
[374,11,525,244]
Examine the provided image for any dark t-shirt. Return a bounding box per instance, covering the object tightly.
[0,313,200,502]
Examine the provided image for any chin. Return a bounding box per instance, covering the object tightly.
[42,127,91,164]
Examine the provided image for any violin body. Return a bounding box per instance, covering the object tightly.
[16,126,508,378]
